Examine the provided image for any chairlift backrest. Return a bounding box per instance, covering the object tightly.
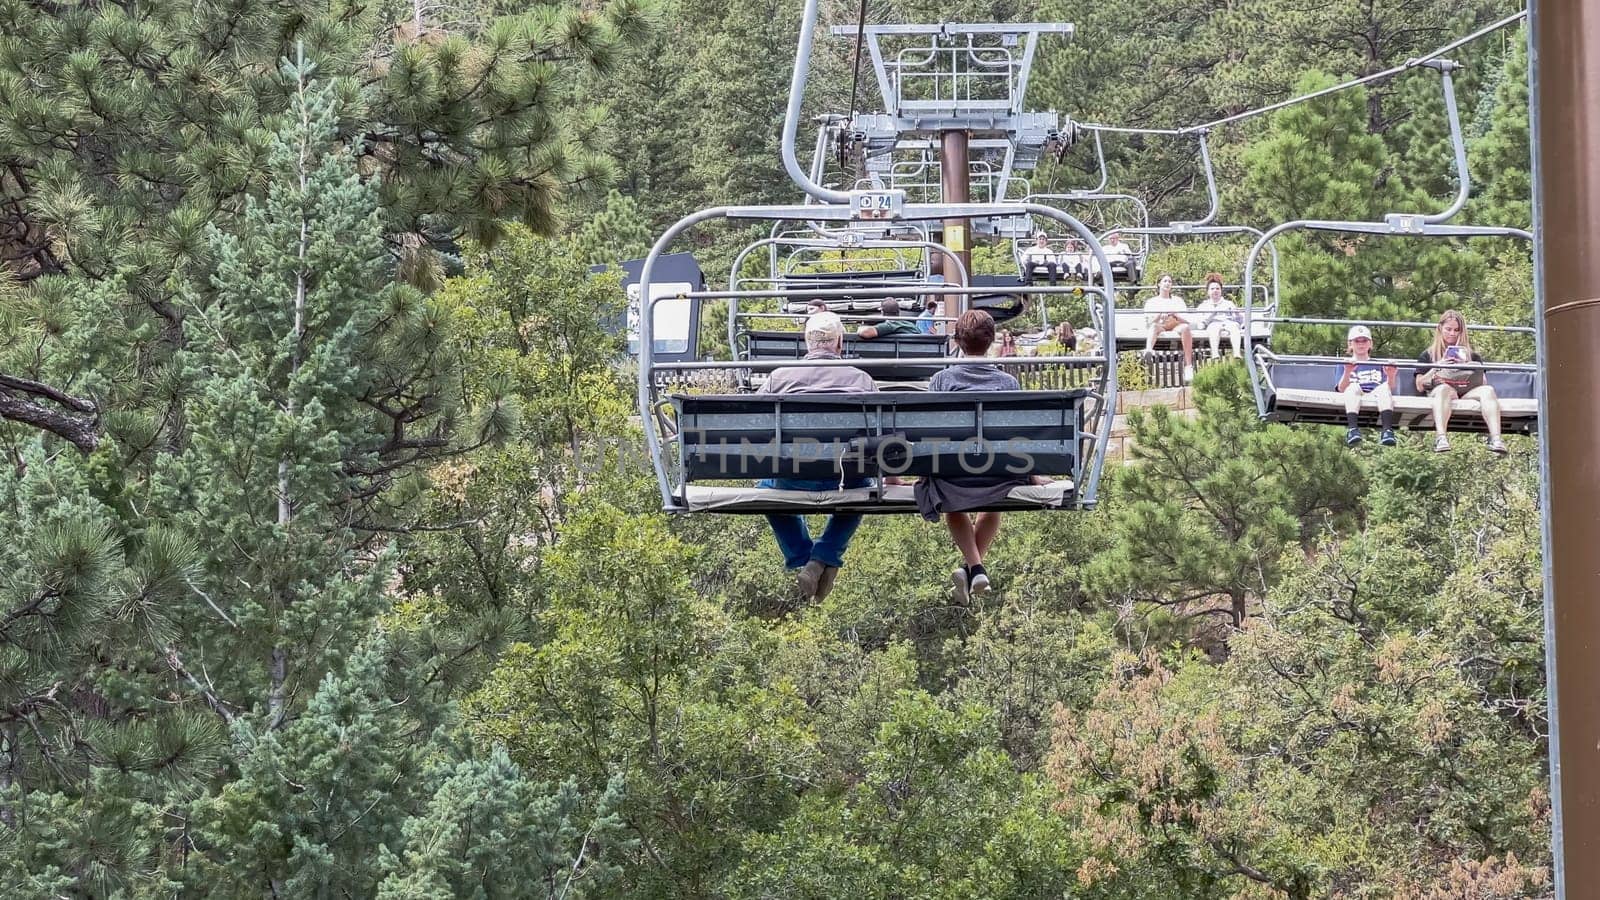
[673,390,1084,482]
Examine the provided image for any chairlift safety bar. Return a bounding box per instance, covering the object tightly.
[1262,316,1535,333]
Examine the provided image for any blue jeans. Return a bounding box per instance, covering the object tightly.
[757,477,870,569]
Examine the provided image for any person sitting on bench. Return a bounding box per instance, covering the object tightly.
[856,298,919,339]
[1336,325,1398,447]
[1193,273,1244,359]
[1142,273,1196,382]
[755,312,876,600]
[1021,231,1063,284]
[1415,309,1508,455]
[1103,231,1136,278]
[915,310,1048,602]
[1061,240,1092,280]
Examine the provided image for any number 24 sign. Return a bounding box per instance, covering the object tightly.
[852,190,902,220]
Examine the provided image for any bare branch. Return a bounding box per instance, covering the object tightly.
[164,647,238,727]
[0,374,100,451]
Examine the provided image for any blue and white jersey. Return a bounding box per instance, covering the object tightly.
[1340,362,1387,393]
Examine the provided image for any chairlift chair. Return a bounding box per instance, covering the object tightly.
[1240,59,1538,436]
[636,199,1120,515]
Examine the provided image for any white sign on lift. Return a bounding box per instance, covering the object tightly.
[626,282,694,355]
[851,189,905,221]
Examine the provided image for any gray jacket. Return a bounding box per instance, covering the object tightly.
[758,350,875,395]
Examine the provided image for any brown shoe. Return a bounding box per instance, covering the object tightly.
[814,565,840,601]
[797,560,826,599]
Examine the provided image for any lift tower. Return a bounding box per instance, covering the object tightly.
[830,23,1072,311]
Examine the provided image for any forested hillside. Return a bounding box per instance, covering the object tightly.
[0,0,1547,896]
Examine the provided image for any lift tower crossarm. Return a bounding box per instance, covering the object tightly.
[829,23,1073,125]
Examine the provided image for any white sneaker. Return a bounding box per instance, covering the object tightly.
[1182,365,1195,383]
[970,570,992,593]
[951,567,970,604]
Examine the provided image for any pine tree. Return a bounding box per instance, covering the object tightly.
[0,0,653,448]
[152,54,459,726]
[189,635,630,897]
[1088,363,1364,627]
[573,189,654,268]
[0,58,507,895]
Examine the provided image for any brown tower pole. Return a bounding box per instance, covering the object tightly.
[940,129,973,313]
[1533,0,1600,893]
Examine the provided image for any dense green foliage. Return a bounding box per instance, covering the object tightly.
[0,0,1546,895]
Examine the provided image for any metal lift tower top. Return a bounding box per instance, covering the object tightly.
[830,23,1071,140]
[830,22,1075,287]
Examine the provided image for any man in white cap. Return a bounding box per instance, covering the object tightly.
[1334,324,1398,447]
[755,312,875,599]
[1021,231,1063,284]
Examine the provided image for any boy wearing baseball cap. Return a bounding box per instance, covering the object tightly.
[1335,325,1398,447]
[1022,231,1063,284]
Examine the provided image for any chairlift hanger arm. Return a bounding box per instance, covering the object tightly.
[783,0,851,204]
[1052,127,1108,195]
[1423,63,1470,225]
[1169,131,1217,228]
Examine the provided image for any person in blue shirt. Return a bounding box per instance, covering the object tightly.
[1335,325,1398,447]
[915,310,1050,602]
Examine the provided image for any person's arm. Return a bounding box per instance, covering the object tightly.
[1472,351,1495,391]
[857,326,879,340]
[1414,350,1436,393]
[1384,364,1398,393]
[1336,362,1355,391]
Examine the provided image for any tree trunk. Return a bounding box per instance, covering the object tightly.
[269,56,313,730]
